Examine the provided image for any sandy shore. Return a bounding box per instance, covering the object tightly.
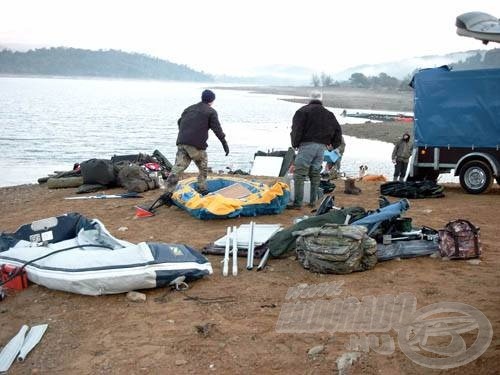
[217,86,414,112]
[342,121,413,144]
[0,178,499,373]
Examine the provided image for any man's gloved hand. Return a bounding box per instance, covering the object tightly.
[222,140,229,156]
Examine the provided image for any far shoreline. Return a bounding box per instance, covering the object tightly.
[215,85,414,144]
[215,85,414,112]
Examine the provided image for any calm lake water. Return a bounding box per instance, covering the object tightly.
[0,76,399,187]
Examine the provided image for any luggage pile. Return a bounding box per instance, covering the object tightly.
[38,150,172,194]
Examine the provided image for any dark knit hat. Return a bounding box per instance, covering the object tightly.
[201,89,216,103]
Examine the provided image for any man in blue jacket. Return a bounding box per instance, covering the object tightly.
[290,92,342,209]
[164,89,229,196]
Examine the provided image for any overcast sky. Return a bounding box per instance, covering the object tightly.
[1,0,499,75]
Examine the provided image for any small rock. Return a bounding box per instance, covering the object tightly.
[175,359,187,366]
[467,259,481,265]
[308,345,325,358]
[336,352,361,375]
[429,252,440,258]
[166,319,175,324]
[209,364,215,369]
[195,323,215,337]
[126,291,147,302]
[118,226,128,232]
[422,209,433,214]
[441,257,450,261]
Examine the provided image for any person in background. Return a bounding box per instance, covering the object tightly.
[289,92,342,209]
[164,89,229,201]
[392,132,413,181]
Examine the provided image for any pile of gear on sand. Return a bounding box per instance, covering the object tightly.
[0,89,481,372]
[37,149,173,194]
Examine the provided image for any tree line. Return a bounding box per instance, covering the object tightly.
[311,71,412,91]
[0,47,213,81]
[452,48,500,69]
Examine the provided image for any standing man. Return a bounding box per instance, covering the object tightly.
[392,132,412,181]
[290,92,342,209]
[164,89,229,198]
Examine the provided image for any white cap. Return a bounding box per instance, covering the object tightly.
[310,91,322,101]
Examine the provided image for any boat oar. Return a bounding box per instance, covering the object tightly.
[65,192,143,200]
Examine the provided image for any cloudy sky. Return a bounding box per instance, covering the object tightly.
[1,0,499,75]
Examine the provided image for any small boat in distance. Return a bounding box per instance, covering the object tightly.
[340,109,414,122]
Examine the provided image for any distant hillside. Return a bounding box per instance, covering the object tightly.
[0,47,213,81]
[451,48,500,70]
[330,50,483,80]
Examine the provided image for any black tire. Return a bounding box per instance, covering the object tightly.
[459,160,493,194]
[496,177,500,185]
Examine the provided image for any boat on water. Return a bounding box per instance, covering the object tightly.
[341,109,414,122]
[0,213,212,295]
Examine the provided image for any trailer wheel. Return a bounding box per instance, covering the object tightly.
[459,160,493,194]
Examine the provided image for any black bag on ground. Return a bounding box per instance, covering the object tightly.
[80,159,116,186]
[380,181,444,199]
[116,163,158,193]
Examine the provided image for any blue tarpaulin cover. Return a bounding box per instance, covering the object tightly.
[412,66,500,148]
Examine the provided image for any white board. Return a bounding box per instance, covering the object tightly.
[214,224,282,249]
[250,156,283,177]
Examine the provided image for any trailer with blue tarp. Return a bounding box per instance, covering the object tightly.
[409,66,500,193]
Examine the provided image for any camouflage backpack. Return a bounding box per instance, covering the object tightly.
[294,224,377,274]
[438,219,481,259]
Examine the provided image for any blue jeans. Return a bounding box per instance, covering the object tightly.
[293,142,325,205]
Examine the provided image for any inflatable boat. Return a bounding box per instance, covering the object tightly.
[172,177,290,220]
[0,213,212,295]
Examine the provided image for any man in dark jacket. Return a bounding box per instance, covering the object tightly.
[392,132,413,181]
[164,89,229,196]
[290,92,342,209]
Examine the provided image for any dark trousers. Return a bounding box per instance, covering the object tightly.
[393,160,408,181]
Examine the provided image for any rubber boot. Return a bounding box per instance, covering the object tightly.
[292,165,308,207]
[309,167,321,207]
[344,178,361,195]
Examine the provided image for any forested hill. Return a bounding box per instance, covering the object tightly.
[0,47,213,81]
[452,48,500,70]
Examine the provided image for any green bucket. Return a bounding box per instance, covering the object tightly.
[395,217,412,232]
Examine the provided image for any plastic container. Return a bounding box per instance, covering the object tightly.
[1,264,28,291]
[288,178,323,204]
[158,174,165,189]
[288,179,310,203]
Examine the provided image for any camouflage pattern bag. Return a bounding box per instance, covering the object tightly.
[438,219,481,259]
[294,224,377,274]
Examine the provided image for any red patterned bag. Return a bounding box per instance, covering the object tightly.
[438,220,481,259]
